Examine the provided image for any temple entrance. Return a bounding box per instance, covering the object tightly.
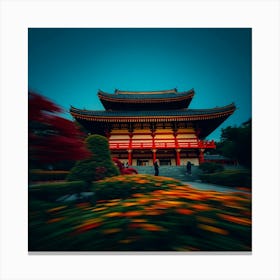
[137,159,149,166]
[159,159,171,166]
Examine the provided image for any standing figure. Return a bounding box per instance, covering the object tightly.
[153,159,159,176]
[186,161,192,175]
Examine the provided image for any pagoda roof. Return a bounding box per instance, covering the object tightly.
[98,88,194,110]
[115,88,179,94]
[70,103,236,138]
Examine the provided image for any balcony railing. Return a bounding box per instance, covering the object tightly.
[109,138,216,150]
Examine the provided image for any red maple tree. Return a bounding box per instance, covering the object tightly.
[28,92,90,166]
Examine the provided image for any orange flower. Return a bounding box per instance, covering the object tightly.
[138,198,150,204]
[198,224,229,235]
[46,217,64,223]
[137,179,149,184]
[75,222,102,233]
[131,219,147,223]
[167,184,178,188]
[164,191,184,197]
[46,206,67,213]
[192,204,211,211]
[166,200,185,206]
[104,212,123,218]
[103,228,122,234]
[218,214,251,226]
[153,202,171,209]
[119,239,134,244]
[123,211,143,217]
[197,216,216,224]
[92,207,108,212]
[140,223,166,232]
[175,208,194,215]
[105,202,120,207]
[145,210,164,216]
[122,202,137,207]
[79,217,103,226]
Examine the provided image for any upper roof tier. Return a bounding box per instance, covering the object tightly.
[98,88,195,110]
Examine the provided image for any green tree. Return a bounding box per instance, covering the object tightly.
[67,134,120,183]
[218,119,252,168]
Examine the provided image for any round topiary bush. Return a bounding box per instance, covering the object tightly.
[67,134,120,182]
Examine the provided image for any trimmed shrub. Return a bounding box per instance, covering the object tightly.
[198,162,224,173]
[29,170,69,182]
[29,175,251,251]
[92,174,183,201]
[199,170,251,188]
[67,135,120,182]
[29,181,87,202]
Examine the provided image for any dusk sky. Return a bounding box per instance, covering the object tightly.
[28,28,251,141]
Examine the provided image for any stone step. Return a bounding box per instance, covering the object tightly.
[132,165,200,182]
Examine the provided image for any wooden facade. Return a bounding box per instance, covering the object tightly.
[70,88,235,166]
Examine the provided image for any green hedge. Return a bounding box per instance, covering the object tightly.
[198,162,224,173]
[29,174,181,204]
[199,170,251,188]
[29,170,69,182]
[29,181,87,202]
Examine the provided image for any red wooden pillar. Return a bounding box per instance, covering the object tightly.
[174,131,178,148]
[151,131,155,149]
[152,149,157,163]
[128,149,132,166]
[176,149,181,166]
[129,132,133,149]
[199,149,205,164]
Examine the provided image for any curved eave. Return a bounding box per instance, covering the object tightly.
[97,89,195,105]
[116,88,178,94]
[70,104,236,123]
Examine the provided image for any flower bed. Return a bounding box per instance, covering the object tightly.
[92,174,182,200]
[29,175,251,251]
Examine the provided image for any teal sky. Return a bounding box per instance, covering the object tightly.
[28,28,251,141]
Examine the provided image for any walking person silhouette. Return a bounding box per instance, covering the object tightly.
[153,159,159,176]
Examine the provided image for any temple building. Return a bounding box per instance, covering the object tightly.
[70,88,236,166]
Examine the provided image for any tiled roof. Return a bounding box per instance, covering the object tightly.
[70,103,236,119]
[98,89,194,101]
[115,89,178,94]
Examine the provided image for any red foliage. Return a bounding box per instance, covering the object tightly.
[112,158,138,175]
[29,92,90,164]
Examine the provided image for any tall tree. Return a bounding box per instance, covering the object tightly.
[28,92,90,168]
[218,119,252,168]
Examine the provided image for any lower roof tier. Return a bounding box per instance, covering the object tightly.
[70,103,236,139]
